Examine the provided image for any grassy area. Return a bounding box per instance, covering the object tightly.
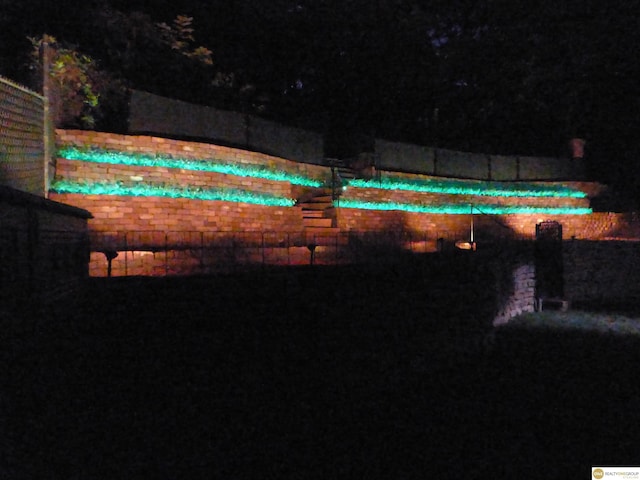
[504,309,640,336]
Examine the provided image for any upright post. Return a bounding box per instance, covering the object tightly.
[41,38,53,198]
[165,233,168,276]
[124,232,128,277]
[200,231,204,272]
[470,204,474,244]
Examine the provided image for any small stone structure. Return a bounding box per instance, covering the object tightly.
[491,247,537,326]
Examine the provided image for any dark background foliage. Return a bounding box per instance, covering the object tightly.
[1,0,639,202]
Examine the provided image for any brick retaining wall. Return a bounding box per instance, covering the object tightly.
[50,193,304,234]
[55,158,296,199]
[56,129,328,182]
[53,129,620,246]
[47,129,640,317]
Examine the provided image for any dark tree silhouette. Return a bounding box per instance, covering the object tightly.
[2,0,639,201]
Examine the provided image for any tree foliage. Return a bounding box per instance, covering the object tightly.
[24,8,215,130]
[4,0,639,186]
[157,14,213,65]
[28,35,124,129]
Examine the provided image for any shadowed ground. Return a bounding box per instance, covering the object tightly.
[2,264,639,479]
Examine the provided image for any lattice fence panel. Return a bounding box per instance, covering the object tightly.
[0,76,46,196]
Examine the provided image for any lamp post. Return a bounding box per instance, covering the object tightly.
[470,203,474,244]
[41,38,53,197]
[455,204,477,251]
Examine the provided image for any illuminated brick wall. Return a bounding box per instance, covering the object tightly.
[54,157,296,199]
[48,129,640,279]
[336,208,634,242]
[336,209,472,240]
[50,193,304,234]
[55,129,327,180]
[51,130,319,235]
[49,130,328,275]
[335,175,629,241]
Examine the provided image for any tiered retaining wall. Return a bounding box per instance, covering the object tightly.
[43,129,640,323]
[54,158,296,199]
[336,173,617,241]
[46,130,639,302]
[128,90,325,165]
[51,192,304,234]
[55,129,327,182]
[336,208,629,241]
[374,139,587,180]
[128,90,587,181]
[52,130,617,251]
[49,130,629,255]
[52,130,321,235]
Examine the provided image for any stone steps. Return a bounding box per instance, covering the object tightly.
[299,188,336,230]
[303,217,334,229]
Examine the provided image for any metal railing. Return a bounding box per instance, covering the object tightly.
[0,225,531,285]
[88,229,464,277]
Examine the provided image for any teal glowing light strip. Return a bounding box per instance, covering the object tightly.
[347,176,587,198]
[337,198,592,215]
[51,179,295,207]
[57,147,324,187]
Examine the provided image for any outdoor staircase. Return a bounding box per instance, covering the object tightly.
[296,187,345,264]
[299,188,336,230]
[327,157,356,187]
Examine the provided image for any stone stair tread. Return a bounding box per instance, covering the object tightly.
[337,168,356,179]
[303,218,334,228]
[299,202,333,210]
[298,187,337,230]
[302,210,326,218]
[305,227,342,235]
[306,195,333,203]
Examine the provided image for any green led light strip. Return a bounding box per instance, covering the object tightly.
[347,176,587,198]
[51,179,296,207]
[57,147,324,187]
[337,198,592,215]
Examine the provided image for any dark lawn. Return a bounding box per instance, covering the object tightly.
[3,266,639,479]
